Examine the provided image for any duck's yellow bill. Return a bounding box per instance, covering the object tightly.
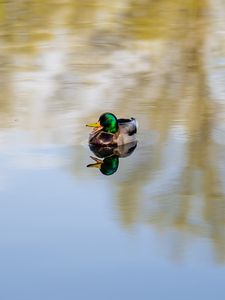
[87,162,102,168]
[87,156,103,168]
[86,121,101,128]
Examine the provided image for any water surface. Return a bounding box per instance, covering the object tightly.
[0,1,225,299]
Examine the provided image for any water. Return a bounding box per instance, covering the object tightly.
[0,1,225,299]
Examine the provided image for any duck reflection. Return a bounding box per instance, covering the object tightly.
[87,141,137,175]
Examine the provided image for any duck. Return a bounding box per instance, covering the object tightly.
[86,112,137,146]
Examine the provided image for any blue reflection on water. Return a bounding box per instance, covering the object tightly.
[0,145,224,300]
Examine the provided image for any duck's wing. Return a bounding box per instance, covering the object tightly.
[118,118,137,136]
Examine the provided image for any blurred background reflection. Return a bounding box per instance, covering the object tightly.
[0,0,225,299]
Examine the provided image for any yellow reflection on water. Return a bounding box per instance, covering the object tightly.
[0,0,225,263]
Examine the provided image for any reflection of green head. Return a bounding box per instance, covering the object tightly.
[87,155,119,176]
[100,155,119,176]
[99,113,118,134]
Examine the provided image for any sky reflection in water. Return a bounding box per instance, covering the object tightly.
[0,0,225,299]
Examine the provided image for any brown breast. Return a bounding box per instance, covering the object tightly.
[89,131,117,146]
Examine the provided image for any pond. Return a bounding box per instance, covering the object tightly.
[0,1,225,299]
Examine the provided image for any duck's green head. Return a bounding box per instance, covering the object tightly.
[86,112,118,134]
[99,113,118,134]
[87,155,119,176]
[100,155,119,175]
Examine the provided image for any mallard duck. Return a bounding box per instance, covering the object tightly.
[86,112,137,146]
[87,141,137,176]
